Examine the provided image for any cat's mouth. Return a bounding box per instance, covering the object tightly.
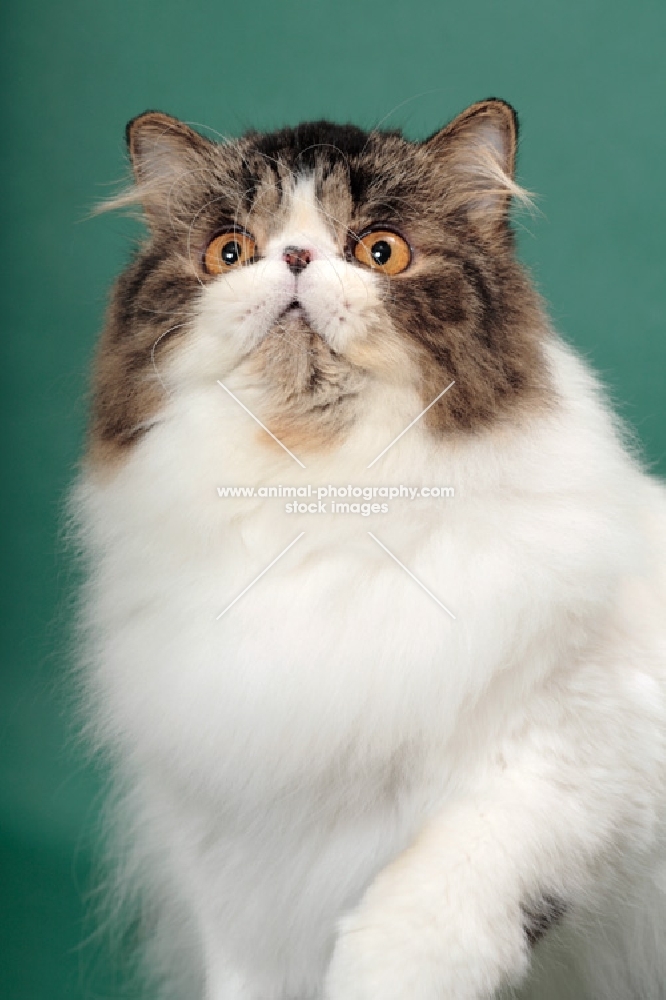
[276,298,312,330]
[282,299,302,315]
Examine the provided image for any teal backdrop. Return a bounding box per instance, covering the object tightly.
[1,1,665,997]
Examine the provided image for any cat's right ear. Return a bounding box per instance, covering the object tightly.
[423,99,531,236]
[123,111,213,229]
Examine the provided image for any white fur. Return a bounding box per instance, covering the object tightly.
[77,178,666,999]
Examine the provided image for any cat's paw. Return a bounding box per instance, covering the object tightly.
[324,887,527,1000]
[324,904,444,1000]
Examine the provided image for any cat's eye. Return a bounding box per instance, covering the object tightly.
[353,229,411,276]
[203,230,257,274]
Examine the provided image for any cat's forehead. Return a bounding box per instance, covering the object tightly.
[222,121,420,234]
[246,121,378,167]
[253,173,339,253]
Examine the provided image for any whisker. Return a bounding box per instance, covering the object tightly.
[150,322,185,395]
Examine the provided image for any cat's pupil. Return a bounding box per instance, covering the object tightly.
[371,240,391,266]
[221,240,241,265]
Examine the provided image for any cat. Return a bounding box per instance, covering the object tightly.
[74,99,666,1000]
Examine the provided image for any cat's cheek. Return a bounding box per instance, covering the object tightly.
[186,263,294,373]
[319,308,378,355]
[298,262,381,353]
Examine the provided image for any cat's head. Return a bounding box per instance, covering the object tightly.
[89,99,550,465]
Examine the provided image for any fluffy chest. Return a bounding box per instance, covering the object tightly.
[82,370,633,798]
[86,491,568,811]
[90,515,464,783]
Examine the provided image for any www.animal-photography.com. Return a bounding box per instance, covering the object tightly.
[2,2,666,998]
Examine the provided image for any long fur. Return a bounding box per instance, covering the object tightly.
[75,102,666,1000]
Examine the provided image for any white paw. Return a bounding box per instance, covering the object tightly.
[324,905,443,1000]
[323,891,527,1000]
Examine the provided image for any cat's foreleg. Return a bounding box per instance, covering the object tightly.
[323,711,655,1000]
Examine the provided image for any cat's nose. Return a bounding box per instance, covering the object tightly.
[283,246,312,275]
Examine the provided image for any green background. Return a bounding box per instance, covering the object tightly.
[1,1,665,996]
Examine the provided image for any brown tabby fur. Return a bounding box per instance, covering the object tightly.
[88,100,552,466]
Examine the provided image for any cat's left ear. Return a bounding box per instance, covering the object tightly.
[124,111,214,229]
[424,99,526,235]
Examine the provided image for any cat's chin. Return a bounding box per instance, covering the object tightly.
[273,301,316,337]
[278,299,306,318]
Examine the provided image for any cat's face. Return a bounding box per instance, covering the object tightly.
[89,101,549,463]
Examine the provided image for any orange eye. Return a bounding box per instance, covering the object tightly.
[203,231,257,274]
[353,229,411,275]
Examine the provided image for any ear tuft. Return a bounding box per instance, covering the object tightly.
[95,112,214,228]
[424,99,531,233]
[125,111,212,186]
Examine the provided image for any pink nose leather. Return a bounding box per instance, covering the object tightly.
[283,246,312,274]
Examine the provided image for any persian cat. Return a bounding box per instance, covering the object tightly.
[75,100,666,1000]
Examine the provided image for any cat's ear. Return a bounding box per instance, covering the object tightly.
[424,99,528,235]
[123,111,213,228]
